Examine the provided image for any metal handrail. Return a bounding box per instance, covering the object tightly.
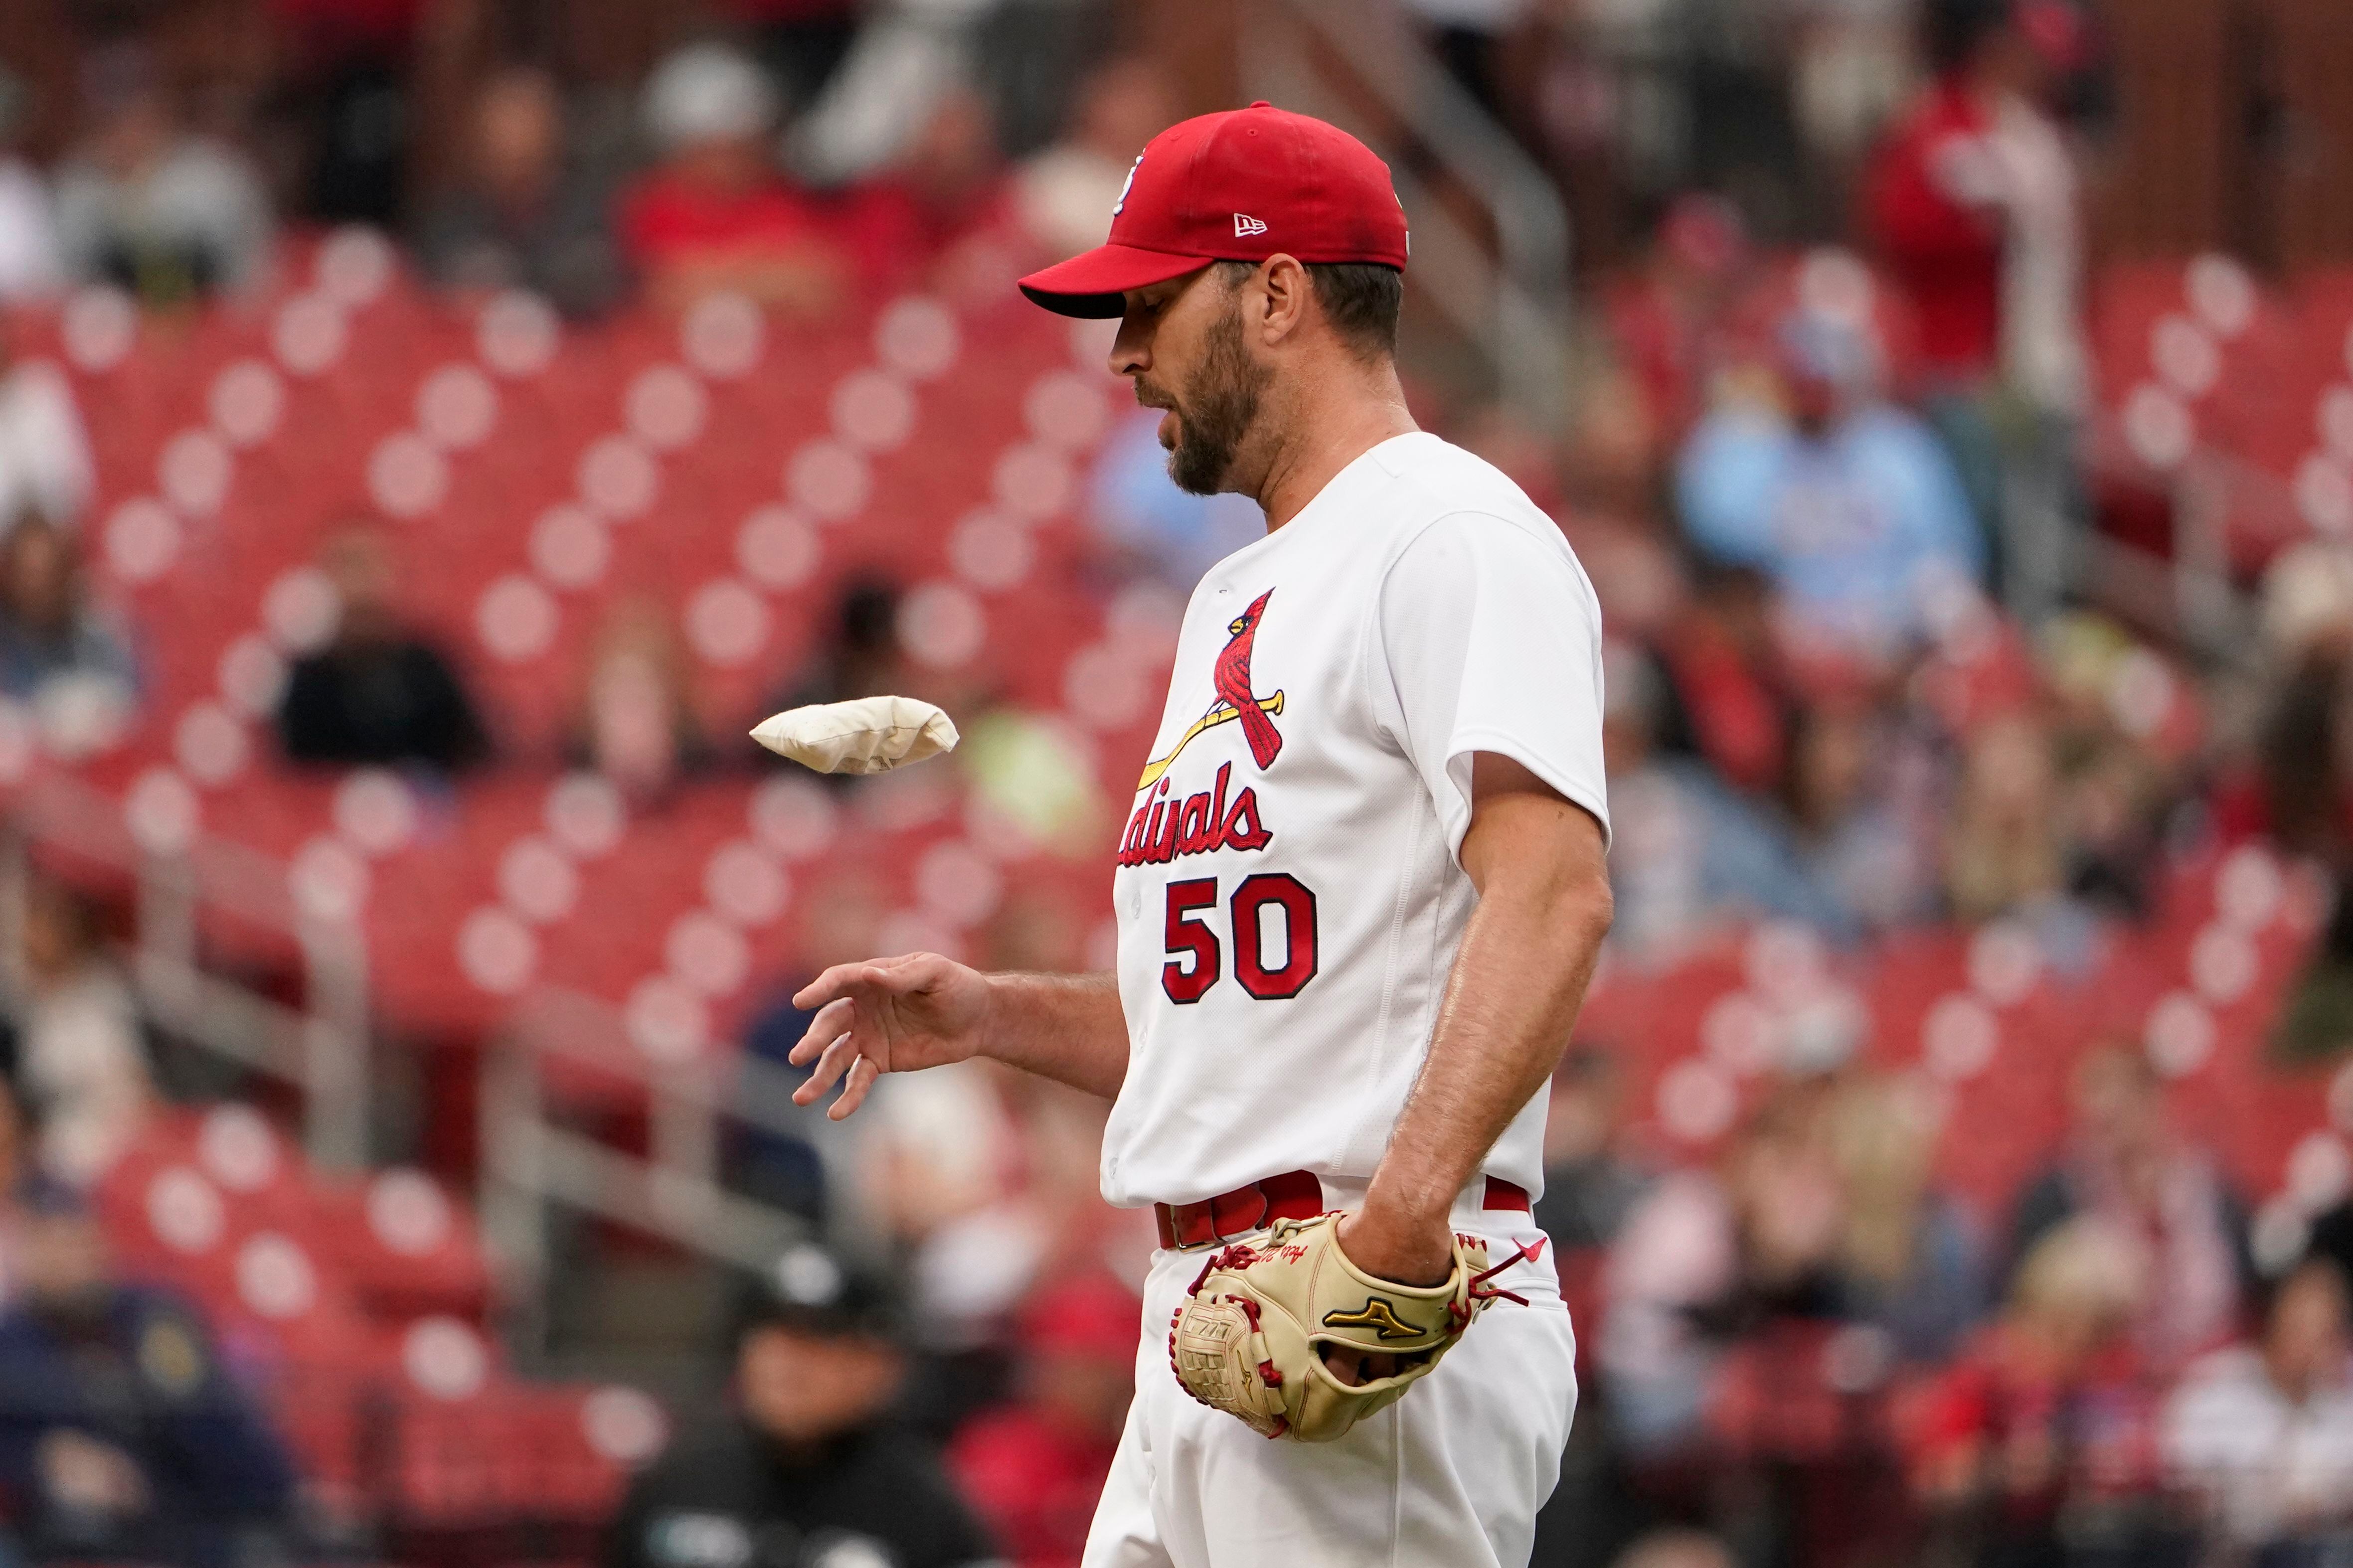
[482,984,830,1352]
[1243,0,1573,428]
[0,768,372,1170]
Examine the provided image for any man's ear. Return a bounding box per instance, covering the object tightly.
[1256,254,1311,345]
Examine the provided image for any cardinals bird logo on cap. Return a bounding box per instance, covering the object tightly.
[1137,589,1285,790]
[1113,152,1144,217]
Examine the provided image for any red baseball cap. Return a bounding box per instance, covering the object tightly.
[1017,101,1409,319]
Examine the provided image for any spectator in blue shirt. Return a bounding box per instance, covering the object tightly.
[1677,307,1985,660]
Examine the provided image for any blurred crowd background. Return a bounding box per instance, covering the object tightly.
[0,0,2349,1566]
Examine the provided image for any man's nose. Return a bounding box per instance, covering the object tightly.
[1109,310,1150,379]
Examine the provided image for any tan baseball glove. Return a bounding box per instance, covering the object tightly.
[1166,1211,1533,1442]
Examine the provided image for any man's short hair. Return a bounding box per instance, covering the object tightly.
[1216,259,1403,360]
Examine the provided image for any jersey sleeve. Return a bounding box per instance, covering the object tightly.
[1371,511,1610,859]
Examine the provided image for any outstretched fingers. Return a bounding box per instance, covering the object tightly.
[787,997,854,1067]
[784,953,947,1118]
[791,963,870,1013]
[790,1027,865,1106]
[830,1055,882,1120]
[791,953,936,1013]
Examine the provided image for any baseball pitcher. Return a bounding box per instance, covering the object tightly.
[792,103,1613,1568]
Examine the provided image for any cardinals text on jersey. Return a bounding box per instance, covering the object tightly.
[1118,589,1286,871]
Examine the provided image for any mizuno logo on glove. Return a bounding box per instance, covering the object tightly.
[1321,1297,1421,1341]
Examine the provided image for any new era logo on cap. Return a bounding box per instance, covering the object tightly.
[1233,214,1268,237]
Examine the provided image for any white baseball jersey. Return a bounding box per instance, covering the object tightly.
[1101,431,1609,1210]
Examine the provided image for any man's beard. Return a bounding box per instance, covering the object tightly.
[1159,306,1270,497]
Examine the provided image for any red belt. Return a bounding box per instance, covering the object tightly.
[1153,1171,1531,1250]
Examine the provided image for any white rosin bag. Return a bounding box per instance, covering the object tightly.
[749,696,960,775]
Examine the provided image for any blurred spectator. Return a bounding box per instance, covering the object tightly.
[1943,710,2065,922]
[1015,57,1179,262]
[1602,641,1849,957]
[2166,1258,2353,1560]
[270,0,427,225]
[2009,1047,2250,1376]
[856,82,1027,301]
[415,66,623,317]
[1602,195,1753,453]
[1087,405,1266,592]
[0,517,137,759]
[1535,1045,1649,1256]
[1865,0,2087,414]
[787,0,997,188]
[793,579,911,708]
[1788,0,1917,182]
[1784,690,1945,933]
[0,1181,295,1567]
[947,1271,1139,1568]
[0,72,61,301]
[53,47,273,305]
[1675,305,1984,661]
[724,0,865,113]
[605,1241,997,1568]
[2304,1203,2353,1313]
[897,1074,1136,1442]
[1604,1073,1986,1475]
[2241,583,2353,1059]
[1600,1087,1845,1456]
[2036,613,2183,920]
[0,328,95,538]
[1534,1041,1649,1566]
[1863,0,2089,621]
[2252,636,2353,865]
[275,526,489,774]
[1829,1074,1988,1363]
[864,1056,1021,1310]
[1651,562,1790,798]
[11,876,152,1189]
[1910,1218,2177,1568]
[621,42,849,316]
[565,597,712,806]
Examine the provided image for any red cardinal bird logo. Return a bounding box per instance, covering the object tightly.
[1137,588,1285,789]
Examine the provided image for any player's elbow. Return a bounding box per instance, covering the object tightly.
[1509,856,1612,957]
[1560,864,1614,949]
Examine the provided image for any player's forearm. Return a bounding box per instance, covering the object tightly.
[1359,769,1613,1251]
[1364,866,1611,1226]
[976,970,1130,1098]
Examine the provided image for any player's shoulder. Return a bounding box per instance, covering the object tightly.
[1360,432,1576,559]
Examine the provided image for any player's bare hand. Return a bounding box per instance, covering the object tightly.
[1320,1206,1456,1386]
[1335,1207,1455,1287]
[788,952,994,1120]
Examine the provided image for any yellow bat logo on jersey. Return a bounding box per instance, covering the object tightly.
[1321,1297,1424,1342]
[1135,693,1283,791]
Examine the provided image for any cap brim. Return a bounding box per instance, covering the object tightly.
[1017,244,1214,318]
